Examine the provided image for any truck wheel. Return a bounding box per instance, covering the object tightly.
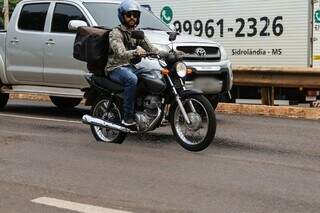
[0,93,9,110]
[49,96,82,110]
[205,95,219,110]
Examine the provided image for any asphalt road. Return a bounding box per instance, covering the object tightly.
[0,100,319,213]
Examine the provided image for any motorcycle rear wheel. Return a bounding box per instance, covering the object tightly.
[90,98,126,144]
[169,94,216,152]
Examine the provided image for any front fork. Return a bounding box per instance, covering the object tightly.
[180,78,197,113]
[166,76,194,125]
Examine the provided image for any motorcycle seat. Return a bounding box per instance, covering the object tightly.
[92,76,124,93]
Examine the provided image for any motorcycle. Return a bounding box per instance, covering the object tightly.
[82,31,216,152]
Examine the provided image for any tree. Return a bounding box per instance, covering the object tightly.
[1,0,20,29]
[0,0,20,8]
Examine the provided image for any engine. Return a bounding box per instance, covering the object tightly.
[135,96,162,131]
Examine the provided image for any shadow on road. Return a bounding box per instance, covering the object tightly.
[7,100,308,155]
[4,100,89,120]
[213,137,320,159]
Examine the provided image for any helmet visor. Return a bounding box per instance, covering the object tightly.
[124,11,140,18]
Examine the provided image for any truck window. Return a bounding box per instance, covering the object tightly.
[18,3,50,31]
[83,3,170,31]
[51,3,87,33]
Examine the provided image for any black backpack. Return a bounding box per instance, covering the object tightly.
[73,26,140,76]
[73,26,111,76]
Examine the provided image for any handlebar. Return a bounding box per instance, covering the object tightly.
[145,52,159,58]
[143,51,184,58]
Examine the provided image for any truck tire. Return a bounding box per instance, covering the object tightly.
[205,95,219,110]
[49,96,82,110]
[0,93,9,110]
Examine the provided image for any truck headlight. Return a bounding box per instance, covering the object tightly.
[220,45,228,61]
[175,62,187,78]
[152,44,170,52]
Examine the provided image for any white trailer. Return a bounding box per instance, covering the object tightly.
[140,0,320,67]
[140,0,320,102]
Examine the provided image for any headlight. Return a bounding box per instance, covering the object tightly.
[152,44,170,52]
[175,62,187,78]
[219,45,228,61]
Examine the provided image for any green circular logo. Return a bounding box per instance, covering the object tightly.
[160,6,173,24]
[315,10,320,23]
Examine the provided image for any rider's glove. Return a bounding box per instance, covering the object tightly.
[135,46,146,57]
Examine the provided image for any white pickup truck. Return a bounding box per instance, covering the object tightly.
[0,0,232,110]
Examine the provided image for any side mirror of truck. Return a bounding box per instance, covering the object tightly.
[168,32,177,42]
[141,4,152,12]
[131,30,145,40]
[68,20,88,32]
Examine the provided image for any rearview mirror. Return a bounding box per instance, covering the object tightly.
[131,30,145,40]
[68,20,88,31]
[168,32,177,42]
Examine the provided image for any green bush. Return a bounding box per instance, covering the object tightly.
[0,0,20,29]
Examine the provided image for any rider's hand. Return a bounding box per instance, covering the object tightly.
[175,50,185,57]
[159,51,169,59]
[175,50,185,60]
[135,46,146,57]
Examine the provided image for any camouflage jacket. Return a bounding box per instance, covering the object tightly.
[105,25,159,72]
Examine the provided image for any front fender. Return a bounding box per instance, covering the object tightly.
[179,89,203,98]
[168,89,204,121]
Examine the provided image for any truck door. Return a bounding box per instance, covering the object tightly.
[6,3,49,83]
[43,2,88,87]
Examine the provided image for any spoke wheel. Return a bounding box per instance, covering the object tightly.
[170,95,216,152]
[90,99,126,144]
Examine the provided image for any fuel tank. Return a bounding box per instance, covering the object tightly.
[138,70,166,94]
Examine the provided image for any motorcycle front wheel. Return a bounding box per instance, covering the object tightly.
[90,98,126,144]
[169,94,216,152]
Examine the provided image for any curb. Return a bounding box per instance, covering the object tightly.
[216,103,320,120]
[9,93,320,120]
[10,93,50,102]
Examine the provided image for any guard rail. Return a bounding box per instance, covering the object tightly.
[232,66,320,105]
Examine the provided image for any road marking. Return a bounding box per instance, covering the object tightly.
[31,197,133,213]
[0,113,82,124]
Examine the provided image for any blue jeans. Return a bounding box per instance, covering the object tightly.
[109,66,139,119]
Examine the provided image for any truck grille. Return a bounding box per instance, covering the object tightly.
[176,46,221,62]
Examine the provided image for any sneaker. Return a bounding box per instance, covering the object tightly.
[122,117,136,126]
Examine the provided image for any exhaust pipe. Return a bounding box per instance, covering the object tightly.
[82,115,131,133]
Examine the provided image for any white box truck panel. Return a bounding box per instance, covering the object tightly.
[141,0,311,67]
[313,0,320,67]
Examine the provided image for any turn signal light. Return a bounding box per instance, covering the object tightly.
[187,68,193,75]
[161,68,170,76]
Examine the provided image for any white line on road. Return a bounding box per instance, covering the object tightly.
[31,197,133,213]
[0,113,82,124]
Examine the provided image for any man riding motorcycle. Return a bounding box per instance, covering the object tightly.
[106,0,159,126]
[81,0,216,151]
